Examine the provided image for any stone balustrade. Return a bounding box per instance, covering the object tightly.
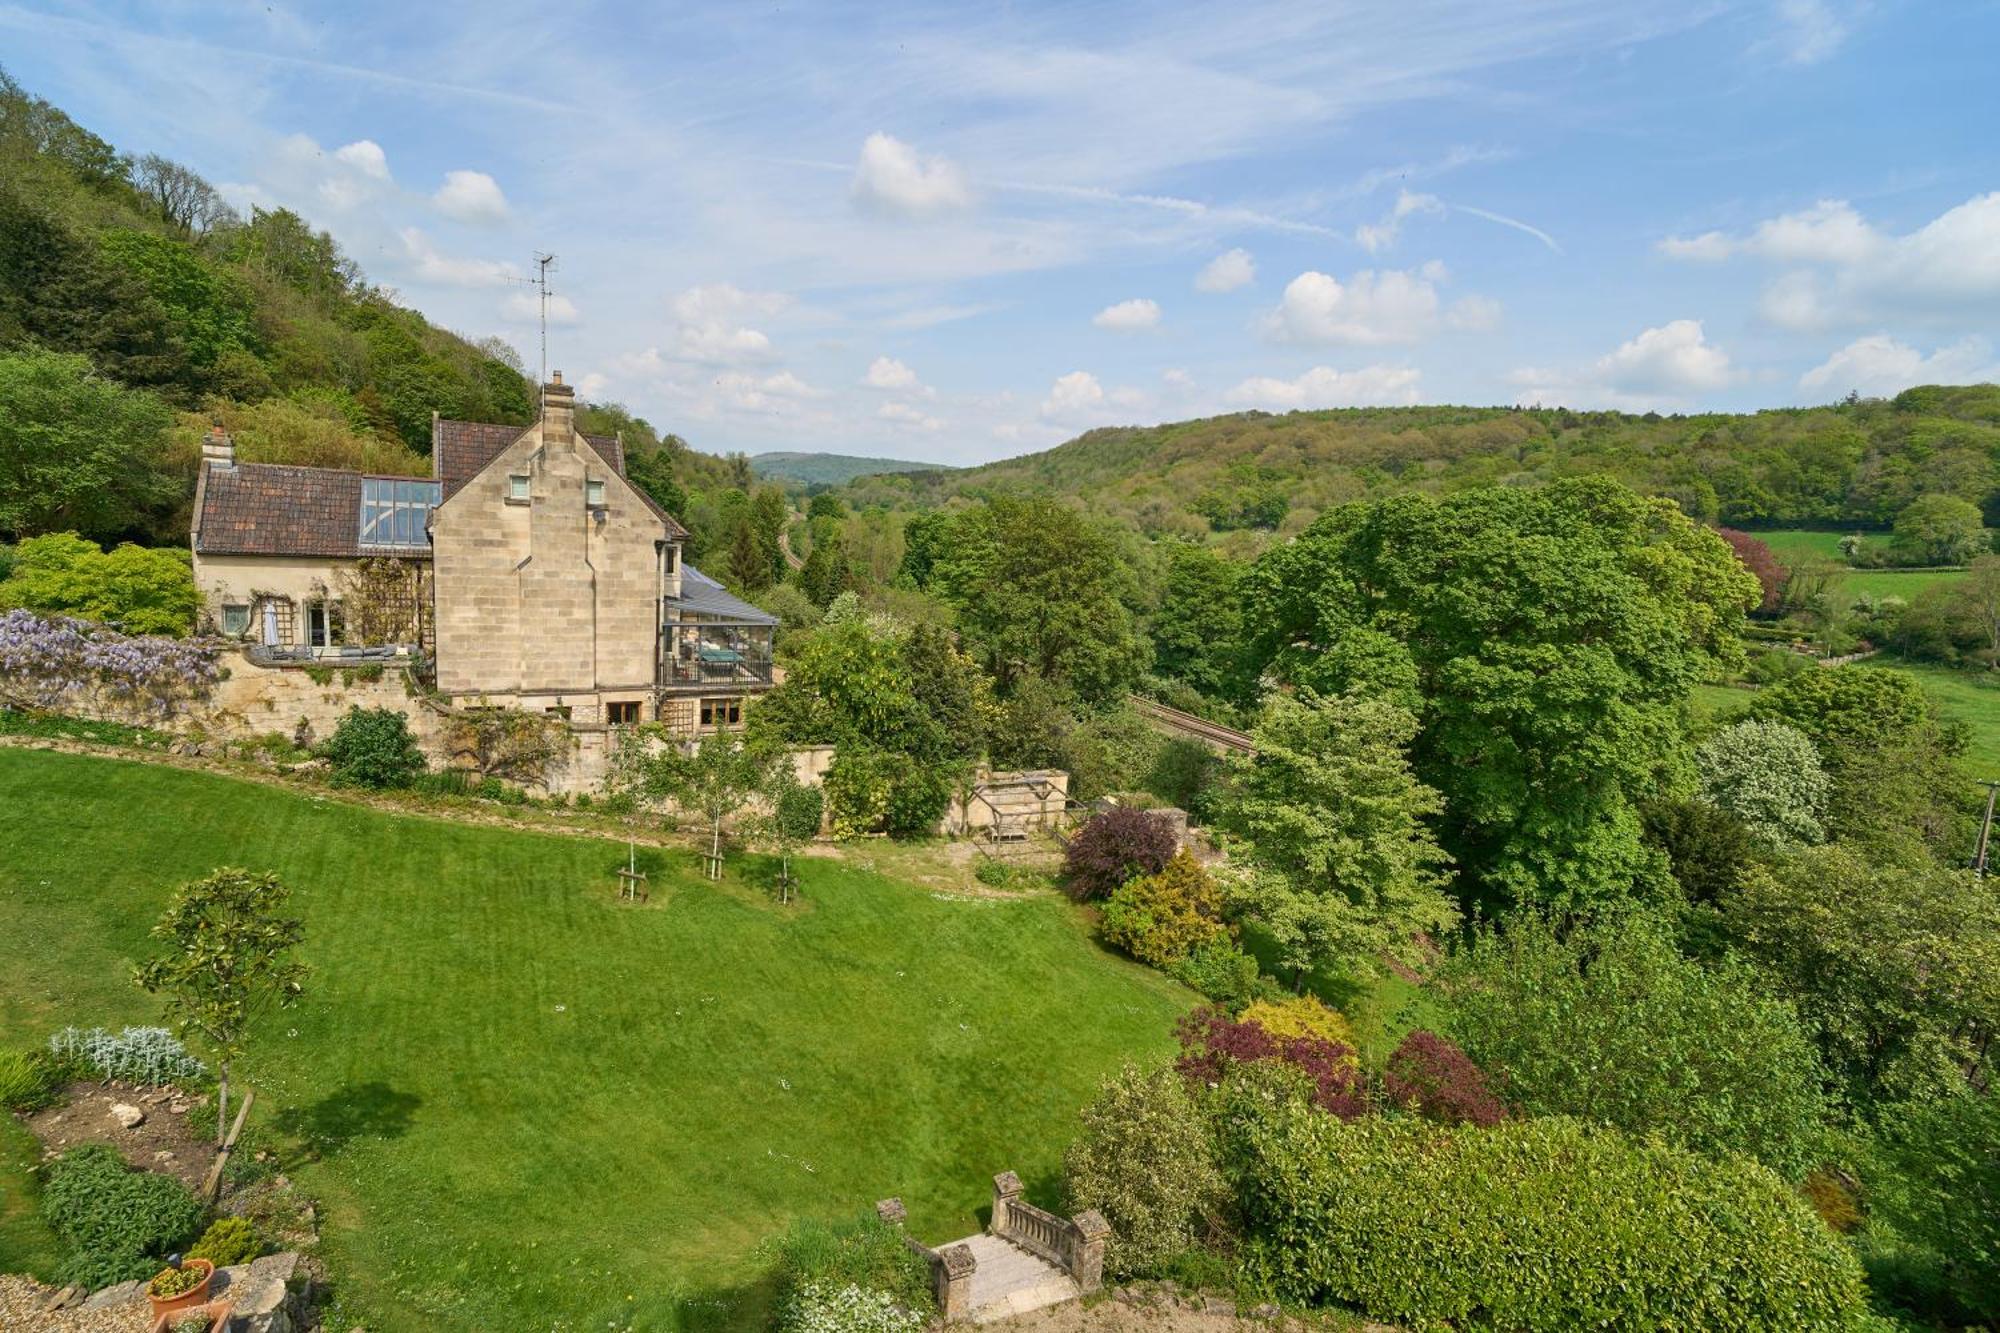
[989,1171,1110,1292]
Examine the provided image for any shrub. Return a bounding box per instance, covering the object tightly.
[408,768,472,797]
[186,1215,262,1267]
[1168,939,1275,1010]
[1100,851,1225,967]
[1061,806,1177,901]
[1063,1064,1231,1279]
[1229,1111,1870,1331]
[770,1214,931,1323]
[779,1284,929,1333]
[47,1026,205,1086]
[1437,911,1830,1176]
[41,1144,203,1290]
[0,609,219,719]
[1237,997,1354,1049]
[1177,1006,1369,1119]
[1696,719,1831,849]
[0,532,199,636]
[1380,1030,1505,1127]
[320,706,425,788]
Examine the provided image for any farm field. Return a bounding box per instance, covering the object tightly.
[1755,529,1966,601]
[0,749,1190,1332]
[1695,659,2000,775]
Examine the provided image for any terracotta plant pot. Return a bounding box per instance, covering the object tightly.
[146,1258,215,1319]
[148,1296,233,1333]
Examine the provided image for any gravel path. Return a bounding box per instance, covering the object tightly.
[0,1276,149,1333]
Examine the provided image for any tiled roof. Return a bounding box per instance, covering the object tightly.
[195,463,385,558]
[431,417,627,497]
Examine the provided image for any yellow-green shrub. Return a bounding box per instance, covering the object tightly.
[1100,851,1224,967]
[1239,997,1355,1051]
[1230,1107,1869,1331]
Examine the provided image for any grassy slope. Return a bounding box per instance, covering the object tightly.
[0,750,1188,1331]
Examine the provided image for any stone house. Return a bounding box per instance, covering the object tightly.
[190,372,777,732]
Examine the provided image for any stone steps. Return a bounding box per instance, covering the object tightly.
[951,1233,1082,1324]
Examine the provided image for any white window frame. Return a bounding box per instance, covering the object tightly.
[507,474,531,502]
[221,603,251,636]
[586,478,607,509]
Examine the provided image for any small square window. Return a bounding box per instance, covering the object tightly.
[586,479,607,508]
[508,474,531,502]
[221,604,251,636]
[607,700,641,725]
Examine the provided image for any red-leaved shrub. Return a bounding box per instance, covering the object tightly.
[1382,1029,1506,1127]
[1062,807,1178,901]
[1718,528,1784,614]
[1175,1006,1370,1119]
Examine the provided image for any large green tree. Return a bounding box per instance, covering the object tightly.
[1438,910,1829,1175]
[1150,543,1246,699]
[0,348,175,540]
[1220,691,1457,981]
[1724,843,2000,1105]
[1240,478,1757,910]
[1892,493,1987,566]
[927,494,1148,704]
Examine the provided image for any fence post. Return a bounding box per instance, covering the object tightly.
[937,1243,977,1320]
[990,1170,1023,1238]
[1067,1209,1110,1292]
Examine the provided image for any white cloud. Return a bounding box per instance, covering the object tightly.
[433,169,510,224]
[879,401,945,431]
[1772,0,1851,65]
[1225,365,1422,409]
[851,132,972,218]
[398,228,519,287]
[863,356,921,390]
[1511,319,1742,409]
[1661,193,2000,331]
[1195,248,1255,293]
[1041,370,1107,421]
[1092,298,1161,332]
[1355,190,1444,254]
[1594,319,1737,393]
[1263,264,1497,345]
[1799,335,2000,399]
[577,372,610,399]
[333,139,389,180]
[503,291,579,325]
[667,283,790,364]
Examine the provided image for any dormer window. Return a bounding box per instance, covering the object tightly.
[586,479,607,509]
[508,474,530,502]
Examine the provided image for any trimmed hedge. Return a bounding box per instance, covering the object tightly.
[1229,1109,1869,1331]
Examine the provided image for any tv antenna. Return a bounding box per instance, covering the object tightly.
[505,252,559,391]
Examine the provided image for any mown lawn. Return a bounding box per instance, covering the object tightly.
[0,749,1189,1332]
[1754,529,1965,600]
[1873,659,2000,774]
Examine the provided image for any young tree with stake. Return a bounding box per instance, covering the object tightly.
[134,867,307,1192]
[620,726,774,878]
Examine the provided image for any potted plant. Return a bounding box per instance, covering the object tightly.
[146,1257,215,1319]
[149,1298,233,1333]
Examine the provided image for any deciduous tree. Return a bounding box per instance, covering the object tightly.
[134,868,307,1162]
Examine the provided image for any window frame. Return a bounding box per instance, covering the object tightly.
[359,477,441,549]
[507,474,531,503]
[220,604,251,636]
[585,478,607,509]
[699,697,743,728]
[606,700,641,725]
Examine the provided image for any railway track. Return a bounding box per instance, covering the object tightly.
[1126,694,1256,754]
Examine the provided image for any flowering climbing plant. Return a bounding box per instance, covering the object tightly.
[0,609,219,719]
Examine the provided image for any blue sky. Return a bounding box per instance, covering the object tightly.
[4,0,1997,463]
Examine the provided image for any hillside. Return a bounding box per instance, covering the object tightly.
[0,67,729,547]
[750,450,954,488]
[839,389,2000,548]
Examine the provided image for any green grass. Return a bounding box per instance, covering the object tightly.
[1754,529,1965,601]
[1755,529,1854,563]
[0,749,1190,1332]
[1871,658,2000,776]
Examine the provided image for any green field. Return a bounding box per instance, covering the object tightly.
[1697,659,2000,776]
[1755,529,1965,601]
[0,750,1189,1331]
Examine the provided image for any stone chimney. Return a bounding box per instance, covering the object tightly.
[541,370,575,450]
[201,420,235,469]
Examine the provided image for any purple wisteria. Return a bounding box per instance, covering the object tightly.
[0,609,219,719]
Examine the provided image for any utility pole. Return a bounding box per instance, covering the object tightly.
[1974,780,2000,879]
[532,251,557,388]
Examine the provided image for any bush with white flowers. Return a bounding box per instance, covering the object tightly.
[781,1283,929,1333]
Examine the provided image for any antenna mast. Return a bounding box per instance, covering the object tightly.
[532,251,557,388]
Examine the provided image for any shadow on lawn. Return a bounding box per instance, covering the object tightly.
[272,1081,422,1164]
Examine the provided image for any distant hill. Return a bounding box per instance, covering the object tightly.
[750,451,954,488]
[836,388,2000,549]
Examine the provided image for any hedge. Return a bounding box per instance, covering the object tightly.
[1229,1109,1869,1331]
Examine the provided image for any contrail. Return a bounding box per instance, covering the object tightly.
[1454,204,1564,255]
